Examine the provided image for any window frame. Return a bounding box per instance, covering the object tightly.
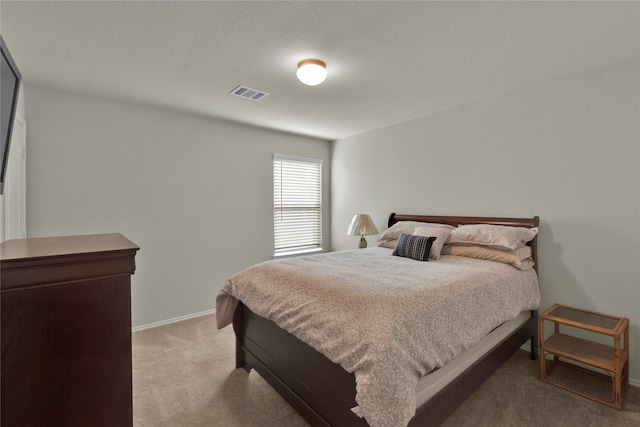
[273,154,323,258]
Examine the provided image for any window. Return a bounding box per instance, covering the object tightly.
[273,154,323,257]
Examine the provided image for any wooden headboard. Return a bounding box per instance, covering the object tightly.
[387,213,540,272]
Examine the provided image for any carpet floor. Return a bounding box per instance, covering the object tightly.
[132,314,639,426]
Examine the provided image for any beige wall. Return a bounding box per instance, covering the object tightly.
[24,86,331,328]
[331,62,640,382]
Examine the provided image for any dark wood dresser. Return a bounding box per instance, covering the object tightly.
[1,234,139,427]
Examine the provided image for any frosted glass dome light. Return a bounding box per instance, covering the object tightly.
[296,59,327,86]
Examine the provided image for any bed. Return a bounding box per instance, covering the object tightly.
[216,213,540,427]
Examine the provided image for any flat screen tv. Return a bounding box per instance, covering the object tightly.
[1,35,22,195]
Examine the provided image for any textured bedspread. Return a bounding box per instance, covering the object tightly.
[216,247,540,427]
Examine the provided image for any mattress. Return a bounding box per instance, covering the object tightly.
[413,310,531,406]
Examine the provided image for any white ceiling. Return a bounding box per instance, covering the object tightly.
[1,1,638,140]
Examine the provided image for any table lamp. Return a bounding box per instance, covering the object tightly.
[347,214,378,249]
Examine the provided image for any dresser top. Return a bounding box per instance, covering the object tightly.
[1,233,139,262]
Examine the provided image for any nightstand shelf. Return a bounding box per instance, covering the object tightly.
[539,304,629,410]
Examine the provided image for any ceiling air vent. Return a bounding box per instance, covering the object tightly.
[229,85,270,101]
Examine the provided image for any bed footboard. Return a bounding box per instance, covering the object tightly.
[233,301,367,427]
[233,301,538,427]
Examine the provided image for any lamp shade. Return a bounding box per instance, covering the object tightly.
[347,214,378,237]
[297,59,327,86]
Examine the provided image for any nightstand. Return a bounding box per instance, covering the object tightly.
[539,304,629,409]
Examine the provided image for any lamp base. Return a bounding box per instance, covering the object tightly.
[359,236,367,249]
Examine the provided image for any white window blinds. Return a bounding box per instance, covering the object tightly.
[273,155,323,256]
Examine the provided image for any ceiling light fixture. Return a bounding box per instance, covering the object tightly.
[296,59,327,86]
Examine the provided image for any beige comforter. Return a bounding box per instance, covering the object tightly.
[216,247,540,427]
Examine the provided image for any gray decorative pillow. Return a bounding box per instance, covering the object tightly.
[392,233,436,261]
[413,226,453,260]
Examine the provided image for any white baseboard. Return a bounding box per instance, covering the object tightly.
[132,309,215,332]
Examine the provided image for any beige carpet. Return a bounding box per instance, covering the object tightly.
[133,314,639,426]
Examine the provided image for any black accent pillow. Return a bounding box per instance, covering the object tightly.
[392,233,436,261]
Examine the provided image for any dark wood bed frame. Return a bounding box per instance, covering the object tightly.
[232,213,540,426]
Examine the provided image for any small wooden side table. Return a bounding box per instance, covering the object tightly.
[539,304,629,409]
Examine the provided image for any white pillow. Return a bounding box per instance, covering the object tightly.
[413,226,453,260]
[378,221,455,244]
[447,224,538,251]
